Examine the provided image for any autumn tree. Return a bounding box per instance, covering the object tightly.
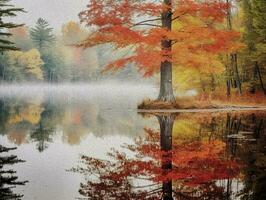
[7,49,44,81]
[62,21,87,44]
[73,115,240,199]
[78,0,241,102]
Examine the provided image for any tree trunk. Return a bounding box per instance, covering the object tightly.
[2,64,5,80]
[255,61,266,96]
[232,54,242,94]
[157,115,175,200]
[211,73,215,92]
[226,0,242,95]
[158,0,175,102]
[226,55,231,96]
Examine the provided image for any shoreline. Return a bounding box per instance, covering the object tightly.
[138,106,266,113]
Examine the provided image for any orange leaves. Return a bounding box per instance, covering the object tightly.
[79,0,129,27]
[105,25,142,47]
[75,125,241,199]
[173,0,229,22]
[79,0,162,27]
[106,47,166,77]
[170,25,241,73]
[200,30,242,54]
[106,57,134,71]
[80,0,242,76]
[133,47,162,76]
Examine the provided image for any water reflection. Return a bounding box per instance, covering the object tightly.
[0,90,265,199]
[0,96,149,151]
[0,85,158,199]
[0,145,28,199]
[74,112,265,200]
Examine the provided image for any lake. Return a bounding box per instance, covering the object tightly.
[0,84,265,200]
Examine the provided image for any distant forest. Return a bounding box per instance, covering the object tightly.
[0,19,144,83]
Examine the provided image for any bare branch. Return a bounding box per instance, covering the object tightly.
[131,23,162,28]
[171,11,189,21]
[134,18,161,25]
[131,18,162,28]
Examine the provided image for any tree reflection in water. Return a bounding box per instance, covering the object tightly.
[73,114,242,200]
[0,145,28,200]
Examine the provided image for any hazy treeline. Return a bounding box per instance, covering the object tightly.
[0,19,143,83]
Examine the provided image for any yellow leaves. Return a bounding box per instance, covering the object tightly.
[8,115,23,124]
[22,49,44,80]
[8,101,43,125]
[62,21,87,44]
[173,65,201,92]
[171,13,233,85]
[172,118,200,141]
[8,49,44,80]
[21,104,43,124]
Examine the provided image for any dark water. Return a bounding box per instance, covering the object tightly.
[0,85,265,200]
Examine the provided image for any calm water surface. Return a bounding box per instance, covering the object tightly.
[0,84,265,200]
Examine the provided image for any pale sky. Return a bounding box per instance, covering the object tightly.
[11,0,88,33]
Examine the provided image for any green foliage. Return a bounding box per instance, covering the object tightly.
[0,0,25,52]
[30,18,55,50]
[0,53,10,80]
[238,0,266,94]
[252,0,266,64]
[41,47,70,82]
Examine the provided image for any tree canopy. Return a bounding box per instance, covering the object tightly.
[78,0,241,76]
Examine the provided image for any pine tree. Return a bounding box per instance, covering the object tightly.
[0,145,28,199]
[30,18,55,50]
[0,0,24,52]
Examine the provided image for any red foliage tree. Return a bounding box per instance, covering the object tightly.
[73,127,240,199]
[79,0,241,102]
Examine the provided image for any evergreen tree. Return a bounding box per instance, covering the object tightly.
[0,0,24,52]
[30,18,55,50]
[0,145,28,199]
